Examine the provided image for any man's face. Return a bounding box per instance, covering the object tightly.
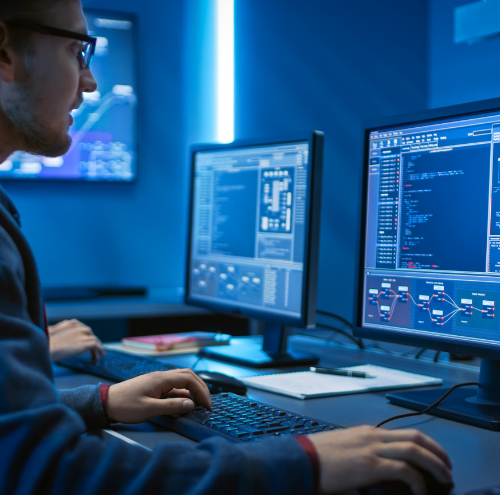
[1,0,97,157]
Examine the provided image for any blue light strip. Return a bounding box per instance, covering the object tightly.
[216,0,234,143]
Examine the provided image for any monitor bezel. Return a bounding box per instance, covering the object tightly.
[185,131,324,329]
[0,8,139,184]
[353,97,500,360]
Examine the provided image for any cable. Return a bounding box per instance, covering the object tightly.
[368,344,421,358]
[375,382,479,428]
[190,356,204,371]
[315,322,364,349]
[415,348,427,359]
[316,309,353,330]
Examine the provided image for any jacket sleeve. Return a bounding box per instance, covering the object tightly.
[59,385,110,430]
[0,225,315,494]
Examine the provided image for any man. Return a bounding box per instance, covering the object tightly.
[0,0,453,494]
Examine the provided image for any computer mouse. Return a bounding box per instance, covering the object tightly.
[358,467,453,495]
[195,371,247,396]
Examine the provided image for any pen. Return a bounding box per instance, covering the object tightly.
[310,367,376,378]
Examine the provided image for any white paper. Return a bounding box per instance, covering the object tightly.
[240,364,442,399]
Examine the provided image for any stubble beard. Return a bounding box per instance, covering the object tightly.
[4,81,72,158]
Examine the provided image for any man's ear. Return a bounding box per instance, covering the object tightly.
[0,23,16,84]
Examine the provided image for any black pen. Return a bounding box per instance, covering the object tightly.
[310,367,376,378]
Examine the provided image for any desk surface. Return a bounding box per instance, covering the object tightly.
[54,335,499,494]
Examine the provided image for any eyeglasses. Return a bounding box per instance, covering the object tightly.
[5,20,96,69]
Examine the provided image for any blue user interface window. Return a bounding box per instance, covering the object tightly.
[189,142,310,318]
[362,111,500,347]
[0,10,137,181]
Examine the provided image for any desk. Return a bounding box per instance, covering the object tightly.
[54,335,500,494]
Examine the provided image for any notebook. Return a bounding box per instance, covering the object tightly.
[121,332,231,352]
[239,364,442,399]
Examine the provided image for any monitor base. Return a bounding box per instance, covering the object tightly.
[387,358,500,430]
[387,387,500,431]
[200,343,319,368]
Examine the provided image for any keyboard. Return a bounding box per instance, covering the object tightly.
[58,350,343,443]
[56,350,178,382]
[154,392,343,443]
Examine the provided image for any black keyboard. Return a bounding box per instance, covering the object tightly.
[154,392,343,443]
[57,350,178,382]
[58,350,343,443]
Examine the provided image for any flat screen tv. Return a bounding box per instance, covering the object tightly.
[0,9,138,182]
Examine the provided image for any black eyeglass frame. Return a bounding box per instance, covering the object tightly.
[4,20,96,69]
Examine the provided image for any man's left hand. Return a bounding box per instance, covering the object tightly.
[49,319,105,362]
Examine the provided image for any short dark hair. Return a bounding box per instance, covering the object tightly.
[0,0,55,22]
[0,0,63,51]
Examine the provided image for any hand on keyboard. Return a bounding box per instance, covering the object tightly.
[106,368,211,424]
[307,426,453,495]
[49,319,105,362]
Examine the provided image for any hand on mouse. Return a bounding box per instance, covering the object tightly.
[106,368,211,424]
[307,426,452,494]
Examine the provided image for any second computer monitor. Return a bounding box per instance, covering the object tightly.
[186,132,324,367]
[354,97,500,428]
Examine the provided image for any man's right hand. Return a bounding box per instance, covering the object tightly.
[307,425,452,494]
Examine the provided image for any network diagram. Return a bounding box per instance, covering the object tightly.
[368,282,495,326]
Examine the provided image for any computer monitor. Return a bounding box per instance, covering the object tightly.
[185,132,324,368]
[354,97,500,429]
[0,9,138,182]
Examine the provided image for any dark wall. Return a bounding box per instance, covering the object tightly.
[234,0,429,320]
[1,0,188,291]
[429,0,500,108]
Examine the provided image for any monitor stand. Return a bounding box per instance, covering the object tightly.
[199,322,319,368]
[387,358,500,431]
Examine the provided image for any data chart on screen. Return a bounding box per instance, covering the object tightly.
[0,10,138,181]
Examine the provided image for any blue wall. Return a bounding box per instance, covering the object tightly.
[429,0,500,108]
[1,0,189,290]
[234,0,429,320]
[1,0,431,325]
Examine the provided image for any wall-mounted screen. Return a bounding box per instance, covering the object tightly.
[0,9,138,182]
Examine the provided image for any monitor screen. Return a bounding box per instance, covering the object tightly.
[359,105,500,352]
[187,139,316,325]
[0,9,138,181]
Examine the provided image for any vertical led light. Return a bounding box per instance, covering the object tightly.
[216,0,234,143]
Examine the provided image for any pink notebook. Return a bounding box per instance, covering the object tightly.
[121,332,231,352]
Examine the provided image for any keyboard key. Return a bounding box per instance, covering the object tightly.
[154,392,341,444]
[228,430,249,438]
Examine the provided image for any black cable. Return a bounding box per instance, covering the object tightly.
[315,322,364,349]
[302,332,353,348]
[190,356,204,371]
[415,348,427,359]
[316,309,353,330]
[375,382,479,428]
[369,344,420,357]
[433,351,441,363]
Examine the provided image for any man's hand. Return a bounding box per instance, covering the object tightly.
[49,319,105,362]
[106,368,211,424]
[307,426,452,494]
